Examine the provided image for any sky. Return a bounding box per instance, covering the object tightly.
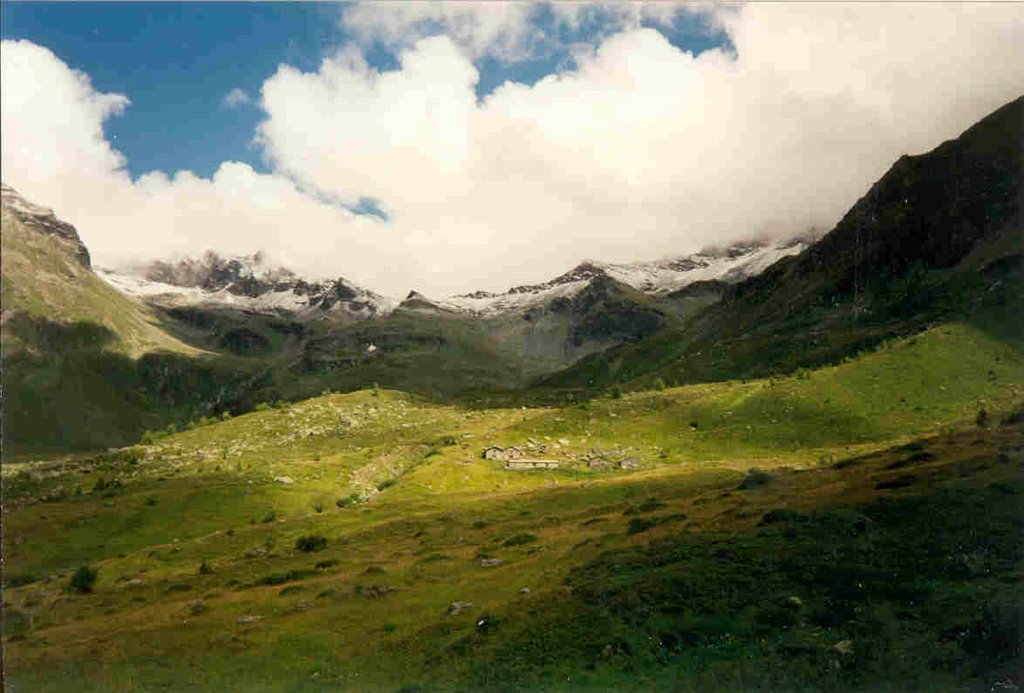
[2,2,1023,297]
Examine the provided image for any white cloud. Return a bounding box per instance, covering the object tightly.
[222,87,252,109]
[1,40,388,293]
[3,4,1024,298]
[259,4,1024,295]
[341,1,539,62]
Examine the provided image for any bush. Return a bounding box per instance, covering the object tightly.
[627,517,658,535]
[313,499,325,513]
[261,510,277,523]
[503,533,538,547]
[295,535,328,552]
[653,378,667,391]
[976,407,990,427]
[738,469,773,490]
[610,386,623,399]
[377,479,397,491]
[255,402,272,412]
[198,560,214,575]
[337,493,361,508]
[69,566,98,593]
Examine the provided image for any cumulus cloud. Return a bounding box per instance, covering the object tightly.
[1,40,388,292]
[222,87,252,109]
[259,3,1024,294]
[341,1,539,62]
[3,4,1024,298]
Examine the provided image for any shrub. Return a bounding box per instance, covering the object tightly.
[261,510,277,523]
[976,407,990,427]
[315,558,339,569]
[371,383,381,397]
[295,535,328,552]
[69,566,98,593]
[337,493,361,508]
[313,499,325,513]
[738,469,773,490]
[4,573,37,588]
[653,378,667,391]
[627,517,658,535]
[610,385,623,399]
[503,533,538,547]
[255,402,272,412]
[198,560,214,575]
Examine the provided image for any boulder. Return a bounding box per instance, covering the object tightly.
[274,476,295,485]
[480,558,504,568]
[448,601,474,615]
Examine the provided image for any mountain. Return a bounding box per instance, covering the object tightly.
[99,252,396,323]
[545,95,1024,389]
[1,184,193,357]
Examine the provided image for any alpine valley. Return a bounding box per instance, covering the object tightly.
[2,94,1022,693]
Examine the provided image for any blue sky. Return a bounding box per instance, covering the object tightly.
[1,2,727,180]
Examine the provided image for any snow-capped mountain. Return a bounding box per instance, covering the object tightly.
[96,234,818,326]
[435,234,817,318]
[97,251,396,322]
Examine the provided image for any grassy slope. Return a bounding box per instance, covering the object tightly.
[1,207,195,357]
[3,320,1023,692]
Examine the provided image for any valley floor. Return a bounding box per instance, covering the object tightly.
[3,322,1023,692]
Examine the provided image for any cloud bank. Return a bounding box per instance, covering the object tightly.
[3,3,1023,297]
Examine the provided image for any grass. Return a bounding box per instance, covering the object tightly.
[3,321,1023,691]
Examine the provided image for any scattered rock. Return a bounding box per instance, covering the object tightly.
[558,438,570,446]
[274,476,295,485]
[480,558,504,568]
[237,615,261,624]
[483,446,523,461]
[244,548,268,559]
[588,458,612,471]
[125,578,146,587]
[448,601,474,615]
[619,458,641,470]
[362,584,394,599]
[518,587,531,595]
[833,640,854,655]
[504,460,560,471]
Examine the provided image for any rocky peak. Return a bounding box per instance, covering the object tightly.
[1,184,91,267]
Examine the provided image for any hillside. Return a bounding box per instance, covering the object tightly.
[1,184,195,357]
[3,320,1023,691]
[545,96,1024,389]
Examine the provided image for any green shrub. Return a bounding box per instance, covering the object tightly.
[337,493,361,508]
[377,479,397,491]
[295,535,328,552]
[976,407,990,427]
[503,533,538,547]
[255,402,272,412]
[610,386,623,399]
[653,378,667,391]
[198,560,214,575]
[626,517,658,535]
[738,469,773,490]
[261,510,277,523]
[69,566,98,593]
[4,573,37,588]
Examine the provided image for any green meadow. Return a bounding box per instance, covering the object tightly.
[3,321,1023,692]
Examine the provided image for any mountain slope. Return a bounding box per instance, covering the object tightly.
[545,95,1024,389]
[1,184,195,357]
